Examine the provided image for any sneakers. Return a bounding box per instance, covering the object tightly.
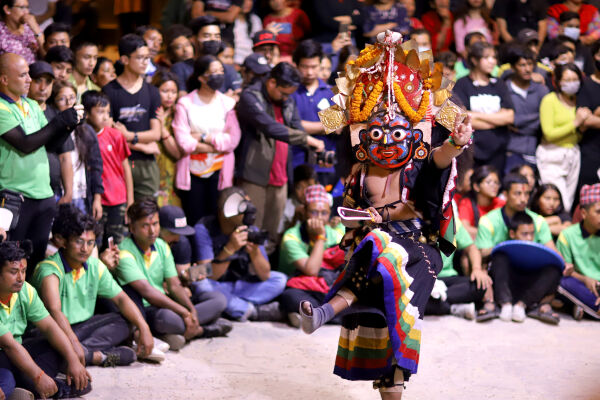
[160,334,186,351]
[512,304,526,322]
[499,304,513,322]
[7,388,34,400]
[102,346,137,367]
[450,303,476,320]
[141,346,166,363]
[202,318,233,338]
[288,312,301,328]
[53,375,92,399]
[153,337,170,353]
[253,301,284,322]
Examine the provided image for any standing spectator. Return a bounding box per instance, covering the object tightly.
[263,0,311,60]
[103,34,162,201]
[0,53,82,272]
[43,21,70,52]
[161,25,194,69]
[547,0,600,45]
[504,45,549,172]
[252,29,280,66]
[362,0,410,42]
[172,55,240,225]
[135,25,163,81]
[290,40,337,186]
[453,41,514,174]
[217,40,235,67]
[409,28,432,52]
[422,0,454,54]
[68,40,100,102]
[530,183,572,238]
[399,0,424,30]
[537,63,586,213]
[160,0,204,31]
[29,0,57,31]
[498,30,550,90]
[453,0,497,56]
[233,0,262,65]
[81,90,133,250]
[236,62,324,246]
[91,56,116,89]
[203,0,242,44]
[44,44,73,81]
[492,0,547,45]
[0,0,44,63]
[240,52,272,88]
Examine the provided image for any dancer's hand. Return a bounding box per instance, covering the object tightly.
[452,114,473,147]
[366,207,382,224]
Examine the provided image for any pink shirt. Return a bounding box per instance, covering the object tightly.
[268,105,288,187]
[453,16,494,55]
[0,22,37,64]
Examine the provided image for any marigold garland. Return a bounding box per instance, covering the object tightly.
[349,81,384,122]
[354,47,382,68]
[393,78,432,124]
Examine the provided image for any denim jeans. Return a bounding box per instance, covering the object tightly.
[192,271,287,319]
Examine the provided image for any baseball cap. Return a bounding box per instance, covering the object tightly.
[243,53,271,75]
[29,61,55,80]
[253,30,279,48]
[517,29,539,45]
[158,206,195,235]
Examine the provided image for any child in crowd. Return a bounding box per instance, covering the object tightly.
[81,91,134,249]
[530,184,572,238]
[362,0,411,42]
[278,164,317,235]
[459,165,505,238]
[557,184,600,320]
[263,0,311,60]
[152,71,183,208]
[218,41,236,66]
[91,57,117,89]
[50,81,104,219]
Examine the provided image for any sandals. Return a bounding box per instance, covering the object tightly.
[527,305,560,325]
[476,302,498,323]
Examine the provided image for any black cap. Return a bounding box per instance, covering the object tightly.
[29,61,55,80]
[243,53,271,75]
[159,206,195,235]
[517,29,539,45]
[253,30,279,48]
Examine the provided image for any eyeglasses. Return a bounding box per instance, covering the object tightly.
[12,5,29,10]
[55,95,76,104]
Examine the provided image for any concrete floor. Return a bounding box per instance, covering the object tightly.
[86,314,600,400]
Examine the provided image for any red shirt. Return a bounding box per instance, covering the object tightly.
[263,8,311,56]
[268,105,288,187]
[422,11,454,54]
[97,126,131,206]
[458,196,506,227]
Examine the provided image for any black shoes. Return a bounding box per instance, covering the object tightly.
[202,318,234,338]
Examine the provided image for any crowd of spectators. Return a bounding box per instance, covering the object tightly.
[0,0,599,398]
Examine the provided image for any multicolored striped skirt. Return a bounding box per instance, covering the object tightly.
[325,226,442,382]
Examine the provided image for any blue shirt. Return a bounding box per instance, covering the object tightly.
[290,79,336,172]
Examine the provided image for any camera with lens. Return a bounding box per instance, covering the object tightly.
[307,150,336,166]
[224,191,270,246]
[246,227,269,245]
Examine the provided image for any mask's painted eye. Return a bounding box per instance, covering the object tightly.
[369,128,383,141]
[391,128,407,142]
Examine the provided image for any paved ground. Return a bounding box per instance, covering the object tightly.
[86,314,600,400]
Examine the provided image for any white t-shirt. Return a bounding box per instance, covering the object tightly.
[233,14,262,65]
[70,132,87,200]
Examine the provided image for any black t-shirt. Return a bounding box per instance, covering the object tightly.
[44,106,75,195]
[102,79,161,161]
[453,75,514,161]
[491,0,547,37]
[201,0,243,44]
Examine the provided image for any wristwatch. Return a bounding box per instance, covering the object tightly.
[132,132,139,145]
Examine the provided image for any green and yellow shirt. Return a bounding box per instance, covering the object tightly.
[475,208,552,250]
[439,218,473,278]
[557,223,600,281]
[0,282,49,343]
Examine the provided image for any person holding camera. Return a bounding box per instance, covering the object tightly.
[191,187,287,321]
[236,62,325,251]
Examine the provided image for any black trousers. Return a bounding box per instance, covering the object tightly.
[71,313,131,364]
[9,196,56,279]
[178,173,219,226]
[425,275,486,315]
[490,252,561,308]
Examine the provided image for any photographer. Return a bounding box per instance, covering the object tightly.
[192,187,287,321]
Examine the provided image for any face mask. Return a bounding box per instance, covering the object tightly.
[418,46,431,53]
[206,73,225,91]
[563,27,580,41]
[201,40,221,56]
[561,80,580,95]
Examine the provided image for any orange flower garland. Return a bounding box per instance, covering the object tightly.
[350,81,384,122]
[393,78,432,124]
[353,47,382,68]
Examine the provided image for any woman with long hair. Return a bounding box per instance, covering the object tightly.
[530,183,572,238]
[453,0,497,56]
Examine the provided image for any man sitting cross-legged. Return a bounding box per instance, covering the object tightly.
[0,240,91,399]
[31,204,158,367]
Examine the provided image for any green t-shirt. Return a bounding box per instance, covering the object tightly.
[439,218,473,278]
[116,237,178,307]
[31,251,123,325]
[557,223,600,281]
[475,208,552,250]
[0,282,49,343]
[0,96,52,199]
[279,222,345,276]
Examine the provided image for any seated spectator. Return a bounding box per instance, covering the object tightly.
[0,240,91,399]
[90,56,116,89]
[135,25,162,81]
[263,0,311,59]
[498,29,551,86]
[409,28,432,52]
[218,40,235,67]
[172,55,241,225]
[279,184,345,326]
[160,24,194,69]
[202,0,242,45]
[116,199,230,351]
[491,0,547,44]
[399,0,424,30]
[240,52,271,87]
[530,183,572,238]
[68,40,100,102]
[31,204,160,366]
[0,53,82,273]
[192,187,287,321]
[362,0,410,42]
[44,45,74,81]
[435,50,457,81]
[422,0,454,54]
[0,0,43,63]
[545,44,575,75]
[81,90,133,250]
[453,0,497,57]
[252,29,280,66]
[537,63,586,213]
[233,0,262,65]
[476,174,560,322]
[453,41,514,174]
[43,22,70,52]
[278,164,317,235]
[458,165,505,238]
[454,165,473,204]
[557,184,600,320]
[454,31,499,80]
[510,163,538,193]
[503,44,549,173]
[547,0,600,45]
[425,218,488,320]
